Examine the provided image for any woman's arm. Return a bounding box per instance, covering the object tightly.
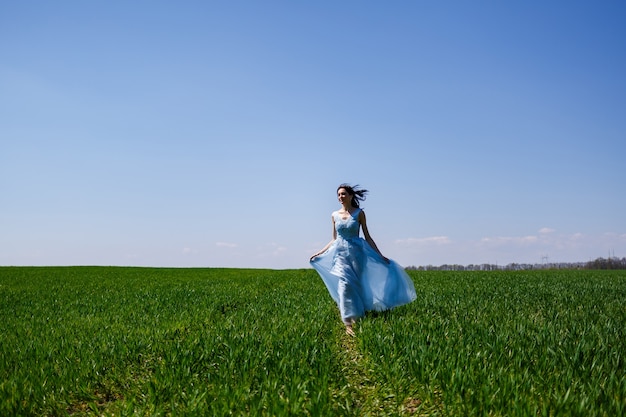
[359,210,390,263]
[310,214,337,261]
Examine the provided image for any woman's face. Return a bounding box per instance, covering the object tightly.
[337,188,352,206]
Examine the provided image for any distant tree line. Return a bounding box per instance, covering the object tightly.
[583,256,626,270]
[407,256,626,271]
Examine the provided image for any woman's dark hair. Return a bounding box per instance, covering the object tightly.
[337,183,368,208]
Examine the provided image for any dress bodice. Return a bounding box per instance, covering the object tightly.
[334,208,361,240]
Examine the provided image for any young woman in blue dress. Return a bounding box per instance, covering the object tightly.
[310,184,416,336]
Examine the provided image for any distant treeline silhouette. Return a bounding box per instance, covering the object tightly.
[407,256,626,271]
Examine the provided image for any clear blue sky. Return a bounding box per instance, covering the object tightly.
[2,1,625,269]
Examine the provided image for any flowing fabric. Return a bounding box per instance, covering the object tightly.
[310,208,416,323]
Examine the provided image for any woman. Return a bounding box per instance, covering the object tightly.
[310,184,417,336]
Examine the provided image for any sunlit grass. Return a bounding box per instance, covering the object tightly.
[1,267,624,415]
[358,270,626,416]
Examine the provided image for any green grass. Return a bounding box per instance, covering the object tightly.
[0,267,624,416]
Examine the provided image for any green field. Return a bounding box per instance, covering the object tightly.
[1,267,624,416]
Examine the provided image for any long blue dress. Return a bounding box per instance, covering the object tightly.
[310,208,416,324]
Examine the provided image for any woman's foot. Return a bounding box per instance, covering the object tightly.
[345,324,356,336]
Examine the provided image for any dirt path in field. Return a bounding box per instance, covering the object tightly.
[335,328,422,415]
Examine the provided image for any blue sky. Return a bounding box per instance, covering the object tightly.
[2,1,625,269]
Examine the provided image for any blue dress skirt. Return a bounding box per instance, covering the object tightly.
[310,208,416,324]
